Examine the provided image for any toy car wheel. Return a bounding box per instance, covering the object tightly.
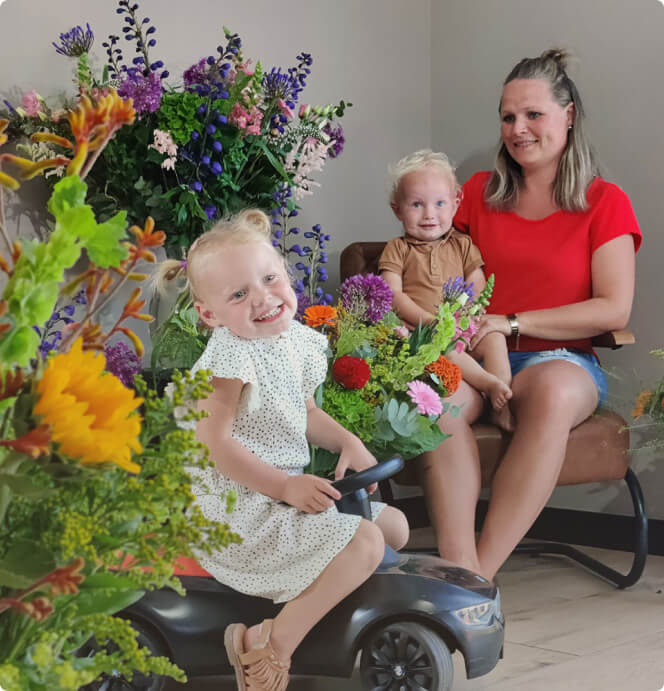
[77,618,167,691]
[359,621,454,691]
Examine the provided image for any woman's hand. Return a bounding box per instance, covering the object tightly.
[470,314,511,350]
[282,474,341,513]
[334,438,379,494]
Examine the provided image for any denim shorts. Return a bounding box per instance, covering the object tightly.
[508,348,608,407]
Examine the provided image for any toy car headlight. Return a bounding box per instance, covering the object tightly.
[452,590,501,627]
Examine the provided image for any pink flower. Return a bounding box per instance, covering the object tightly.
[407,381,443,416]
[393,325,409,339]
[299,104,311,118]
[455,341,465,354]
[22,90,42,117]
[246,123,261,136]
[236,60,254,76]
[277,98,294,120]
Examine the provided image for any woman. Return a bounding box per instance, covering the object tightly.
[420,49,642,581]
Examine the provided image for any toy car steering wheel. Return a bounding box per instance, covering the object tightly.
[331,457,404,497]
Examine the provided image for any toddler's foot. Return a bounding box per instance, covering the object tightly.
[490,403,515,432]
[486,377,512,411]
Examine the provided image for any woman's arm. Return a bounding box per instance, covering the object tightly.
[471,234,635,346]
[381,269,436,327]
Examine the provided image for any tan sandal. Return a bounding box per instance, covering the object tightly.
[224,622,249,690]
[229,619,290,690]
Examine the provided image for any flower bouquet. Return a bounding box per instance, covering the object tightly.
[0,93,239,689]
[303,273,494,477]
[2,1,349,375]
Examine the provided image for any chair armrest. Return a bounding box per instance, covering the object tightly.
[591,329,635,349]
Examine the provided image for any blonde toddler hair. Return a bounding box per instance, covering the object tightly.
[388,149,460,206]
[153,208,276,302]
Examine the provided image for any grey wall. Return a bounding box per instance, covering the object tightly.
[431,0,664,518]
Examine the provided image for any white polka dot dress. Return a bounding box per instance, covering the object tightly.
[186,320,385,604]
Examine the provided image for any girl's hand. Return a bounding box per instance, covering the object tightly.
[470,314,511,350]
[282,475,341,514]
[335,439,379,494]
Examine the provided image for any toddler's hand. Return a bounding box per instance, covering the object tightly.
[282,475,341,514]
[335,440,379,494]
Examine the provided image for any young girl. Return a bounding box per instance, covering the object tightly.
[156,209,409,690]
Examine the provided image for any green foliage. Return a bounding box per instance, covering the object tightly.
[0,176,128,368]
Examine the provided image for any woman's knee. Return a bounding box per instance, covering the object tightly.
[348,519,385,574]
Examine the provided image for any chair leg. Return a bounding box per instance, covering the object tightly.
[514,468,648,589]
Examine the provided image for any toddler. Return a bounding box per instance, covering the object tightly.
[379,149,513,429]
[156,209,409,690]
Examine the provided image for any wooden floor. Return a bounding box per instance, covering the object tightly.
[170,529,664,691]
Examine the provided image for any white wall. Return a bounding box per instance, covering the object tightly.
[0,0,432,349]
[431,0,664,518]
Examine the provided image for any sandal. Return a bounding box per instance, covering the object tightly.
[224,619,290,691]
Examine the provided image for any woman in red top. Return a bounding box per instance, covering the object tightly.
[421,49,641,580]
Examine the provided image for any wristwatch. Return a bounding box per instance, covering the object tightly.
[506,313,520,349]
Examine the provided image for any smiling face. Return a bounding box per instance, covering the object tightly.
[500,78,574,176]
[392,168,459,242]
[194,242,297,339]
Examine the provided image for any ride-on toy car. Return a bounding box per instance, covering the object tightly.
[83,458,504,690]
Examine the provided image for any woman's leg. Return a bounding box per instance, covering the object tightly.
[417,380,485,572]
[374,505,410,550]
[476,360,598,580]
[245,518,384,661]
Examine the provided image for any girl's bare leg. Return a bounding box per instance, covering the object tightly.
[374,505,409,550]
[417,380,485,572]
[244,519,385,661]
[477,360,598,580]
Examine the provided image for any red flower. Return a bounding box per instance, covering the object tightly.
[332,355,370,389]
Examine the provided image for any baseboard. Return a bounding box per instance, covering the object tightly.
[390,496,664,556]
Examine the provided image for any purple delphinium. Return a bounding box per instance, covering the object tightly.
[34,291,86,358]
[104,340,141,388]
[117,68,162,113]
[323,123,345,158]
[340,274,393,324]
[442,275,475,303]
[53,23,94,57]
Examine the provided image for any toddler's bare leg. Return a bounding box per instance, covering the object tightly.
[244,519,384,662]
[374,505,409,550]
[447,347,512,410]
[471,333,515,431]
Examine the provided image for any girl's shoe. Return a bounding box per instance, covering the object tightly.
[224,619,290,690]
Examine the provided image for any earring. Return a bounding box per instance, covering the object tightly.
[568,125,573,130]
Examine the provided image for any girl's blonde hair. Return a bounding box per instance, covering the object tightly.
[153,208,275,302]
[486,48,599,212]
[388,149,460,206]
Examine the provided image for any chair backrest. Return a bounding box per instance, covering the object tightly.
[340,241,387,282]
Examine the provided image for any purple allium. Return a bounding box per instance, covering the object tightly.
[184,59,207,88]
[117,68,162,113]
[323,123,345,158]
[443,275,475,303]
[295,290,311,321]
[104,340,141,388]
[340,274,393,324]
[53,23,94,57]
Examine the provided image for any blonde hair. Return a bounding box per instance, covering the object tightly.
[153,208,275,302]
[486,48,599,212]
[388,149,460,206]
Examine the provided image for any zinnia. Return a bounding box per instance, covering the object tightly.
[34,339,143,473]
[304,305,337,328]
[425,356,462,396]
[332,355,370,389]
[407,380,443,416]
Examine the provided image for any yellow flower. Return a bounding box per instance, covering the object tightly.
[34,339,143,473]
[632,389,652,419]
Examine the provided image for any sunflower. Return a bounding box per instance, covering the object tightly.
[34,339,143,472]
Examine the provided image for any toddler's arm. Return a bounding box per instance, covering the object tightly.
[305,399,378,492]
[381,270,436,328]
[197,377,341,512]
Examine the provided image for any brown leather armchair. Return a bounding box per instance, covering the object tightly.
[340,240,647,588]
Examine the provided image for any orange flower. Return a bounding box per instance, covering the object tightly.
[0,424,51,458]
[425,355,462,396]
[304,305,338,328]
[632,390,652,419]
[127,216,166,263]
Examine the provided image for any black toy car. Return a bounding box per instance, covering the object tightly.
[83,458,504,690]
